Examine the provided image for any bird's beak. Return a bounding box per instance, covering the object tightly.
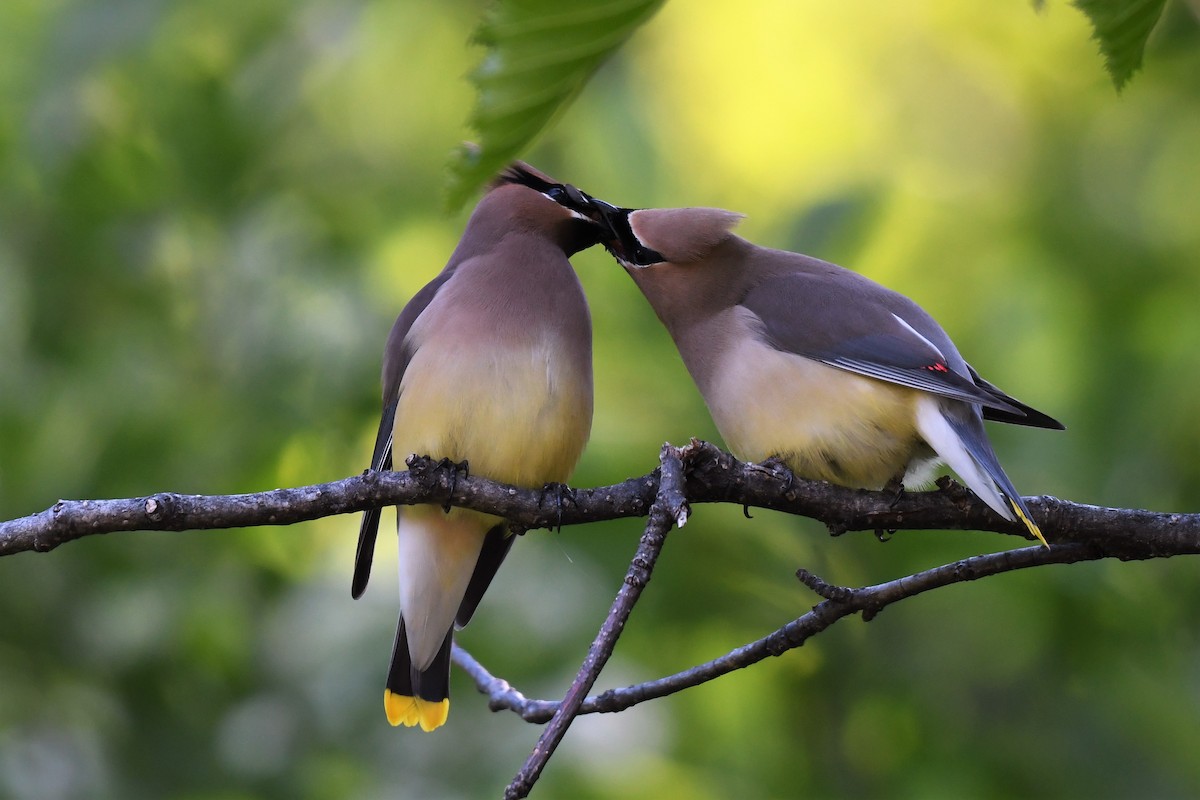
[561,191,650,266]
[570,193,624,249]
[552,186,634,262]
[521,171,663,267]
[586,198,665,268]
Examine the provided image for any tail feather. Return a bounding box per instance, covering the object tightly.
[352,399,397,599]
[388,508,492,731]
[397,510,489,671]
[352,507,382,599]
[915,397,1048,548]
[385,618,452,731]
[1005,499,1048,549]
[455,524,514,628]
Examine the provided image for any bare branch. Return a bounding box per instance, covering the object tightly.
[455,541,1107,724]
[504,442,691,800]
[4,441,1198,559]
[5,439,1199,794]
[0,456,655,557]
[451,644,559,721]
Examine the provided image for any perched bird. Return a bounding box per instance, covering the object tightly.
[540,192,1062,544]
[353,164,603,731]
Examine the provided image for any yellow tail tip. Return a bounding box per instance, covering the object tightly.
[1011,502,1049,549]
[384,690,449,731]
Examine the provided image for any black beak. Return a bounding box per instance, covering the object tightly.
[549,190,666,266]
[583,198,665,267]
[500,164,664,266]
[566,191,622,241]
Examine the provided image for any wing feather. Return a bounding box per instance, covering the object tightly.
[740,272,1023,415]
[352,271,455,599]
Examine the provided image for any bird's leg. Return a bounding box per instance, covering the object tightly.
[868,472,910,542]
[883,472,906,508]
[538,482,577,533]
[745,454,797,518]
[437,457,470,513]
[761,455,796,492]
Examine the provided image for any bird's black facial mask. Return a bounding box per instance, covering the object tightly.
[497,164,612,254]
[501,166,665,267]
[584,201,666,268]
[499,165,593,215]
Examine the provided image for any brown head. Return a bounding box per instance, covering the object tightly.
[469,162,609,256]
[617,207,744,266]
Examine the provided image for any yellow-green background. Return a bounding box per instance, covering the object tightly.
[2,1,1199,797]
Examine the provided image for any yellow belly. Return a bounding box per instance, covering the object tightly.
[391,336,592,491]
[708,336,923,489]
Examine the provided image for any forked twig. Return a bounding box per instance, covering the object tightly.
[503,443,692,800]
[456,541,1103,734]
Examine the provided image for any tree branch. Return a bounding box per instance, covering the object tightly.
[503,442,691,800]
[6,440,1200,796]
[3,441,1198,559]
[454,541,1108,728]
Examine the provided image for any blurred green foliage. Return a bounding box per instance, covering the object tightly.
[1,1,1199,798]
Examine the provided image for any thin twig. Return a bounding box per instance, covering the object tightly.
[503,443,692,800]
[450,644,555,719]
[457,541,1106,725]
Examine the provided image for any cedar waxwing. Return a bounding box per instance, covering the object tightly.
[353,164,603,731]
[529,185,1063,545]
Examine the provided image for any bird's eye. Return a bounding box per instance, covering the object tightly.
[544,186,566,202]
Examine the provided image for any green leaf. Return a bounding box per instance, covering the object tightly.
[445,0,664,210]
[1073,0,1168,90]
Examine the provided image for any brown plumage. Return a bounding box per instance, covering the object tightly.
[353,164,603,731]
[538,193,1062,544]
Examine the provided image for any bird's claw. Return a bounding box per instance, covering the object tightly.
[882,474,906,509]
[437,458,470,512]
[761,455,795,493]
[539,481,576,532]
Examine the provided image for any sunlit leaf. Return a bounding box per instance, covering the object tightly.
[445,0,664,209]
[1073,0,1167,90]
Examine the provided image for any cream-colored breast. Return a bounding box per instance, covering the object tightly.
[392,332,592,490]
[705,316,924,489]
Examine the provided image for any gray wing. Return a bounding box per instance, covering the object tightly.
[351,271,454,599]
[740,271,1026,416]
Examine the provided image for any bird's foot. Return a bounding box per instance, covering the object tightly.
[865,474,905,542]
[882,474,906,509]
[760,455,796,492]
[538,482,577,532]
[436,458,470,512]
[744,456,799,518]
[403,455,470,510]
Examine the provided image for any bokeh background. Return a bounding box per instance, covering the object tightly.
[3,1,1200,797]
